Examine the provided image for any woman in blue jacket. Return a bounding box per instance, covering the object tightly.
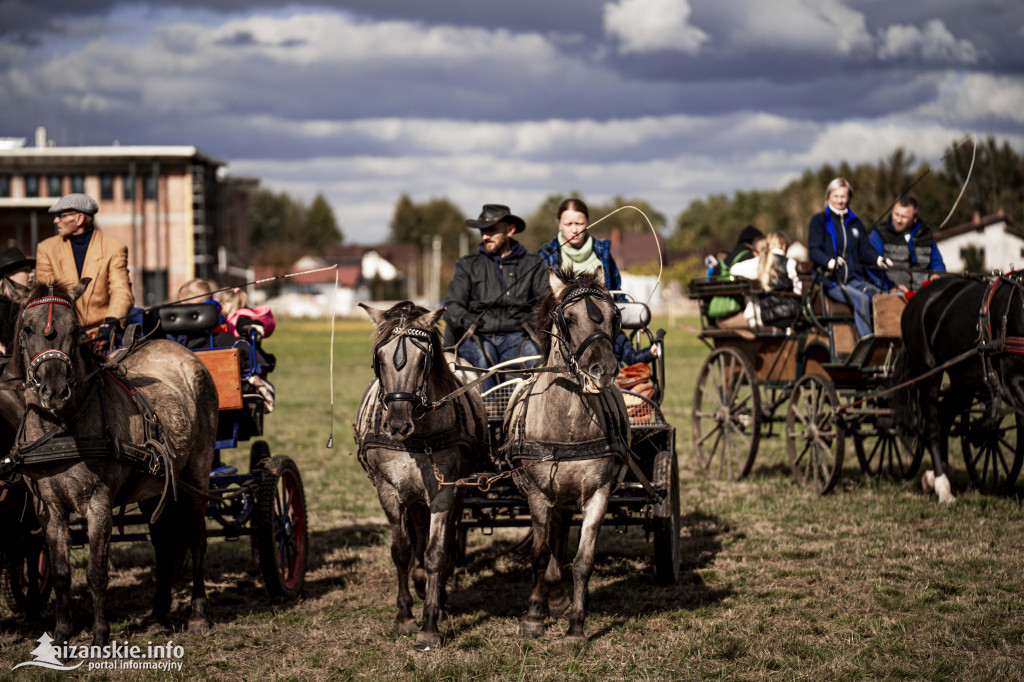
[807,178,891,338]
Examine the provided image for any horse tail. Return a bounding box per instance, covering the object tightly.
[506,529,533,565]
[889,343,922,449]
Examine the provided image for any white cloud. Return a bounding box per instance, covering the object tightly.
[917,73,1024,125]
[878,19,979,63]
[603,0,709,54]
[796,120,966,168]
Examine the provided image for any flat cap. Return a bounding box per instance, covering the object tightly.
[48,193,98,216]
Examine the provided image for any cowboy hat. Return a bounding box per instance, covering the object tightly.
[0,247,35,278]
[465,204,526,233]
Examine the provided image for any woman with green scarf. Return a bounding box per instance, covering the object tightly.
[538,198,658,364]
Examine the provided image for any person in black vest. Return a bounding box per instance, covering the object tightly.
[868,196,946,293]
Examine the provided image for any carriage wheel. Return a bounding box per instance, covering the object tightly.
[786,374,844,495]
[1,535,51,615]
[958,401,1024,492]
[651,450,680,585]
[256,455,308,598]
[853,413,923,480]
[692,347,761,481]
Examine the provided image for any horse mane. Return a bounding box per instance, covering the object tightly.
[8,282,81,381]
[532,269,606,359]
[374,301,460,394]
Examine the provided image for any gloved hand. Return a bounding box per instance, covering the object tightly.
[876,256,894,270]
[827,257,846,274]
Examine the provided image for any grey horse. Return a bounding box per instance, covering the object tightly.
[354,301,489,651]
[502,269,630,641]
[9,280,218,647]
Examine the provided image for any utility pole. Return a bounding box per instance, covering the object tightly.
[432,236,442,303]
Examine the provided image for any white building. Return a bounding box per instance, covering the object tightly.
[934,211,1022,274]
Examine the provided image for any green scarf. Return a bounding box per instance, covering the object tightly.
[560,235,602,275]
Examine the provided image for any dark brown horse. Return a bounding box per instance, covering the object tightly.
[8,280,218,646]
[354,302,488,651]
[502,269,629,641]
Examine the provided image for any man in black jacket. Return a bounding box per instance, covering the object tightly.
[444,204,550,390]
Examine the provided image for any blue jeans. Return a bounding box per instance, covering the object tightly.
[458,331,540,393]
[826,279,879,339]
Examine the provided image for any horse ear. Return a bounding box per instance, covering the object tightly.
[5,277,30,305]
[71,278,92,301]
[549,269,567,297]
[358,302,387,326]
[419,307,445,329]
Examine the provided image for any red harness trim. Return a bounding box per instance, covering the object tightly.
[26,295,73,336]
[982,272,1024,355]
[104,369,138,397]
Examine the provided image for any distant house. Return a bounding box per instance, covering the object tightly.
[934,211,1021,273]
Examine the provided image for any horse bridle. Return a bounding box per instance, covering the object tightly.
[371,326,435,411]
[550,287,620,383]
[21,291,77,395]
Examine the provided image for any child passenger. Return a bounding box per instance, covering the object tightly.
[754,232,803,327]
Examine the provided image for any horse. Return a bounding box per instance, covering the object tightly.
[354,301,489,651]
[7,280,218,646]
[501,268,630,641]
[892,274,1024,503]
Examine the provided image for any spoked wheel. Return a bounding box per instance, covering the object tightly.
[853,409,923,480]
[1,535,52,615]
[651,450,680,585]
[692,347,761,480]
[256,455,308,598]
[958,400,1024,492]
[786,374,844,495]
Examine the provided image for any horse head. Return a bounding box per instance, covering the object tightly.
[15,278,90,414]
[360,301,447,441]
[539,268,620,394]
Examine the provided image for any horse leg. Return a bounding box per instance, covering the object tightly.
[378,485,417,635]
[520,495,554,639]
[546,510,571,617]
[409,507,428,600]
[84,495,114,647]
[145,501,178,631]
[930,381,970,504]
[566,485,612,641]
[414,493,456,651]
[185,494,211,634]
[917,378,955,504]
[41,507,74,646]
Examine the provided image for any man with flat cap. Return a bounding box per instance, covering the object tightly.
[37,193,133,342]
[444,204,550,391]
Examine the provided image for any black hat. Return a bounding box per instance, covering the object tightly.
[0,247,35,278]
[465,204,526,233]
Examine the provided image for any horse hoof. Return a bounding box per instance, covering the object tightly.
[548,595,569,617]
[188,617,212,635]
[921,470,936,493]
[143,619,172,636]
[934,474,955,505]
[564,633,587,643]
[395,619,419,636]
[520,621,545,639]
[413,632,440,651]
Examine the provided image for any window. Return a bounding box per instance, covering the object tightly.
[100,174,114,200]
[0,175,9,198]
[143,174,157,200]
[48,175,62,197]
[71,174,85,193]
[24,174,39,197]
[123,174,134,200]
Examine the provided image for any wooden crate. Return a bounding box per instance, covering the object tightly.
[195,348,242,410]
[873,294,906,338]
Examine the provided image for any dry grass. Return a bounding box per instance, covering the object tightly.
[1,318,1023,681]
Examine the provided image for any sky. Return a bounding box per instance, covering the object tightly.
[2,0,1023,243]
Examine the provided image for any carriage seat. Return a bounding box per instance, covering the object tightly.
[616,300,651,330]
[158,303,221,334]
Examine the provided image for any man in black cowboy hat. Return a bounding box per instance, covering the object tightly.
[0,247,35,290]
[444,204,550,390]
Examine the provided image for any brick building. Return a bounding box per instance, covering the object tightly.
[0,127,254,306]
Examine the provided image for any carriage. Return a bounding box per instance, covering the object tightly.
[1,301,308,617]
[687,269,1024,495]
[452,292,681,584]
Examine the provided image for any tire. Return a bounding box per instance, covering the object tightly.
[256,455,307,598]
[959,401,1024,492]
[651,450,680,585]
[786,374,844,495]
[692,347,761,480]
[1,535,52,615]
[250,439,271,472]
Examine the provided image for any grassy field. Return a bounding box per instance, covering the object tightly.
[1,317,1023,680]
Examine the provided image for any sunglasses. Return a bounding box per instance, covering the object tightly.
[56,211,80,219]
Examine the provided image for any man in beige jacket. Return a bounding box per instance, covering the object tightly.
[37,193,133,338]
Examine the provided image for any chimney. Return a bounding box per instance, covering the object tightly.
[35,126,47,148]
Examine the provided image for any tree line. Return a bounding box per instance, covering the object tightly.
[249,136,1024,286]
